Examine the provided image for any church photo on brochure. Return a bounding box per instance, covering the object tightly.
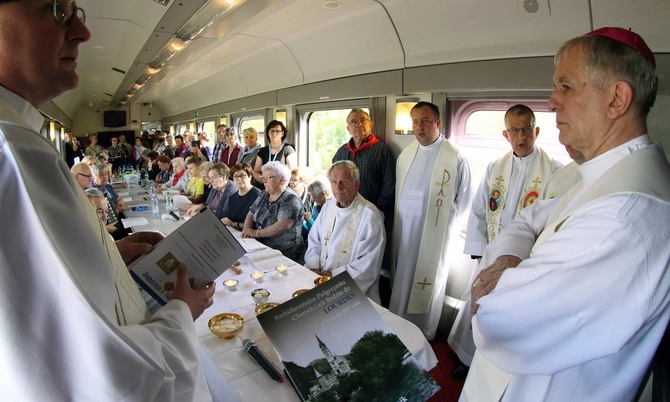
[258,272,440,402]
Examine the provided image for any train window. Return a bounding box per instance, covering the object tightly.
[306,108,369,175]
[276,110,287,126]
[239,115,266,147]
[198,120,216,138]
[451,100,573,183]
[173,124,186,137]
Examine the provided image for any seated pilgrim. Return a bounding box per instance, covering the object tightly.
[154,154,172,185]
[242,161,304,260]
[302,175,332,236]
[158,157,189,194]
[186,163,236,218]
[182,156,206,206]
[220,162,261,230]
[304,161,385,303]
[84,188,117,235]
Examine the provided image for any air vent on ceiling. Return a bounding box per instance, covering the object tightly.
[152,0,170,5]
[112,67,126,74]
[514,0,550,17]
[104,93,113,97]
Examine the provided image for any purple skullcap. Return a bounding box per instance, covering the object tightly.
[585,27,655,67]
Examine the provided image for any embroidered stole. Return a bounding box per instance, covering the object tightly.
[395,139,459,314]
[467,144,670,401]
[486,148,555,243]
[320,194,366,270]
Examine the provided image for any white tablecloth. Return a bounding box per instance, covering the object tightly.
[194,241,438,401]
[124,185,438,401]
[122,184,185,235]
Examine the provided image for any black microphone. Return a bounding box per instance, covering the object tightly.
[242,339,284,383]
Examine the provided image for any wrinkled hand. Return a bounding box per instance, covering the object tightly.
[241,227,256,238]
[471,255,522,315]
[309,268,332,277]
[304,212,312,221]
[115,231,165,265]
[170,264,215,321]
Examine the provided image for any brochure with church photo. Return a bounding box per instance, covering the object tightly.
[129,209,245,305]
[257,271,440,402]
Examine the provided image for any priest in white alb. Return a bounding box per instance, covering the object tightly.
[305,160,385,303]
[461,28,670,402]
[449,104,563,375]
[462,104,563,259]
[389,101,472,340]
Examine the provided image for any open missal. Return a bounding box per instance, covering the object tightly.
[129,208,245,305]
[257,272,440,402]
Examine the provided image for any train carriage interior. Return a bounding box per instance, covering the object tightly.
[34,0,670,399]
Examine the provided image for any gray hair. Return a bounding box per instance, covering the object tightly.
[171,157,186,169]
[84,188,105,199]
[91,164,107,176]
[555,34,657,116]
[346,108,370,121]
[261,161,291,184]
[327,160,360,182]
[307,176,332,197]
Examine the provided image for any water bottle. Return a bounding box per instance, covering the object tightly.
[164,191,173,211]
[150,183,160,218]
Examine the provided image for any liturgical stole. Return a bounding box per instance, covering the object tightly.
[320,194,366,271]
[486,148,555,243]
[396,139,459,314]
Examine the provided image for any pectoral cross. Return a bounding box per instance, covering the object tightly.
[324,232,332,247]
[416,277,432,290]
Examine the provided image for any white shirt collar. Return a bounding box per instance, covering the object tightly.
[0,85,45,131]
[418,135,444,150]
[579,135,652,185]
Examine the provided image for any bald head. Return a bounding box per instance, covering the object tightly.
[71,162,92,190]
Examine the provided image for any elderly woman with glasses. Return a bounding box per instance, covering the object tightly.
[220,163,261,230]
[89,165,126,239]
[185,163,236,218]
[252,120,296,188]
[242,161,304,260]
[84,188,117,235]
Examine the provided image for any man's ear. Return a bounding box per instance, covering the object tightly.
[606,80,634,120]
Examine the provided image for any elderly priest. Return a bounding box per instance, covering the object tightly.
[305,160,386,303]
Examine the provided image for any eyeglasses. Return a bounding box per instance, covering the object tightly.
[506,126,535,135]
[48,0,86,25]
[76,172,92,179]
[261,175,276,181]
[347,118,370,126]
[233,173,248,180]
[269,129,284,134]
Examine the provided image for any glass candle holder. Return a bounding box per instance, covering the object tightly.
[275,264,289,276]
[223,279,239,291]
[250,271,264,283]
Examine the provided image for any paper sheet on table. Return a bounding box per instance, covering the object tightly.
[122,196,132,202]
[117,191,130,197]
[238,238,270,253]
[171,194,192,210]
[121,217,149,227]
[241,248,295,272]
